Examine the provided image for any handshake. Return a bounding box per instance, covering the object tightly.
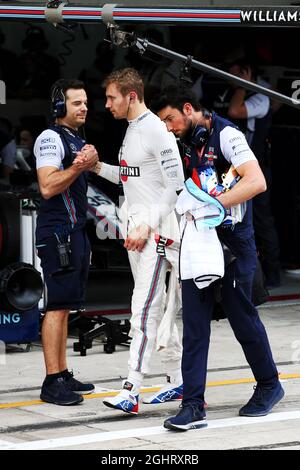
[72,144,100,173]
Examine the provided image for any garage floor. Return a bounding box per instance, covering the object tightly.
[0,285,299,450]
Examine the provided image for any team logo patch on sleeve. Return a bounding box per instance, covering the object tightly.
[120,160,140,182]
[41,137,55,144]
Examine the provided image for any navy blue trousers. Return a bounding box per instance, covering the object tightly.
[181,234,279,408]
[37,229,90,311]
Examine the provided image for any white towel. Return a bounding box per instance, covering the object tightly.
[176,187,218,221]
[180,220,224,289]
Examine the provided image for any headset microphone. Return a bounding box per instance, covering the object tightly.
[51,85,67,119]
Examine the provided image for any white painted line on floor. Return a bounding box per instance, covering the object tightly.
[1,410,300,450]
[0,439,13,448]
[1,426,168,450]
[206,410,300,429]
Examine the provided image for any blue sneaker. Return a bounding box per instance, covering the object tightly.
[143,383,183,404]
[40,377,84,406]
[63,370,95,395]
[239,382,284,417]
[164,404,207,432]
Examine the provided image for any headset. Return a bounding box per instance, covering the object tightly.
[129,92,135,101]
[182,108,211,150]
[189,124,209,148]
[50,85,67,119]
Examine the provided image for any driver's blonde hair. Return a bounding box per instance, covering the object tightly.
[103,67,144,102]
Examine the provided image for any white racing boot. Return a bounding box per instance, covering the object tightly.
[103,380,139,415]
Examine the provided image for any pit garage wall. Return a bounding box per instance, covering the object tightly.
[0,2,300,267]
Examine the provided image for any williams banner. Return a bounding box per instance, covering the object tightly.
[1,4,300,27]
[240,7,300,25]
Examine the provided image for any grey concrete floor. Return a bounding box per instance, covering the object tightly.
[0,303,300,451]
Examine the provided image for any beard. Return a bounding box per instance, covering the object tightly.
[180,117,195,145]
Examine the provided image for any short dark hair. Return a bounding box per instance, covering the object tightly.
[50,78,85,100]
[103,68,144,102]
[227,58,258,81]
[150,85,202,114]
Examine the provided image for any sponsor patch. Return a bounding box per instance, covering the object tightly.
[160,148,173,156]
[70,143,77,153]
[229,136,242,143]
[120,159,140,182]
[40,145,57,151]
[161,157,177,165]
[164,164,179,170]
[41,137,55,144]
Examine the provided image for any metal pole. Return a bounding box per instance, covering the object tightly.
[0,2,299,108]
[140,38,300,109]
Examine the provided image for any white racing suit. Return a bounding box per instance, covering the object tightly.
[126,214,182,379]
[99,110,185,384]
